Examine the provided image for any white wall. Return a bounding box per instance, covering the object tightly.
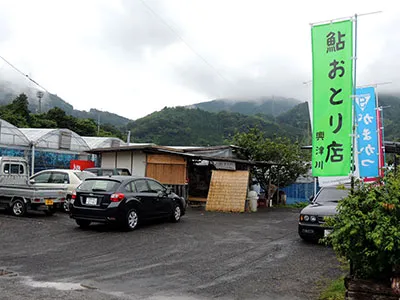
[100,151,146,176]
[132,151,146,176]
[101,152,116,168]
[116,152,132,171]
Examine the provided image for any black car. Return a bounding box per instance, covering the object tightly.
[69,176,186,230]
[298,185,350,241]
[84,168,131,176]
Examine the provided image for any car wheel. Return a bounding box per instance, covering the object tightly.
[76,219,91,229]
[11,199,27,217]
[62,197,70,213]
[171,204,182,223]
[125,209,139,231]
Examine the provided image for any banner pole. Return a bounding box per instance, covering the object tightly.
[310,11,382,26]
[380,106,387,174]
[375,88,383,177]
[351,14,358,186]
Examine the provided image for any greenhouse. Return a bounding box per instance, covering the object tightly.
[82,136,126,150]
[0,119,31,157]
[19,128,91,174]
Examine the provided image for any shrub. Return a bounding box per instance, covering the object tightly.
[325,173,400,281]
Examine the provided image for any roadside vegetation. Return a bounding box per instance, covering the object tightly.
[324,172,400,296]
[319,276,345,300]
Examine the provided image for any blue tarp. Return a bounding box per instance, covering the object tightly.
[282,182,320,204]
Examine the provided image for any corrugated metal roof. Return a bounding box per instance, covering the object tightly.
[83,136,127,149]
[89,144,184,153]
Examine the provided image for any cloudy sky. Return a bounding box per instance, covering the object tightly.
[0,0,399,120]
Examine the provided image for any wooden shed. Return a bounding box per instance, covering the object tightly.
[88,144,258,212]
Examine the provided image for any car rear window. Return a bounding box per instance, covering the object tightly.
[78,179,120,192]
[74,171,96,181]
[316,187,349,203]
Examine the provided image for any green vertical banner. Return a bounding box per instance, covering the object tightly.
[312,20,353,176]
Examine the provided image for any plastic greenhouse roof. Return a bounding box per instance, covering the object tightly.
[19,128,90,152]
[82,136,127,149]
[0,119,30,146]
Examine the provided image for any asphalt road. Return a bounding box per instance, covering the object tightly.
[0,207,342,300]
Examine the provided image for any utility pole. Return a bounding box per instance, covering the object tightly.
[97,112,100,135]
[127,130,131,144]
[36,91,44,113]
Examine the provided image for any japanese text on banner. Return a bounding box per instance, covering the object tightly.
[355,87,379,178]
[312,20,353,176]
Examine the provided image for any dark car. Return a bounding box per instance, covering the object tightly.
[298,185,350,241]
[84,168,131,176]
[69,176,186,230]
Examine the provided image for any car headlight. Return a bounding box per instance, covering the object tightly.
[303,215,310,222]
[310,215,317,222]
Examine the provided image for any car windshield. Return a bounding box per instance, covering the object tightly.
[314,187,349,203]
[78,179,120,192]
[74,171,96,181]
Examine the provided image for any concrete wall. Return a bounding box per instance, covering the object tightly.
[101,152,116,168]
[132,151,146,176]
[100,151,146,176]
[116,152,131,171]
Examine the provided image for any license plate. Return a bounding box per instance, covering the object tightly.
[324,229,333,237]
[45,199,54,206]
[86,197,97,205]
[302,229,314,234]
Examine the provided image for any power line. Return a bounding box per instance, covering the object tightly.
[0,54,49,93]
[138,0,232,87]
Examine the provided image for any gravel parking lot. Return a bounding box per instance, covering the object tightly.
[0,207,342,300]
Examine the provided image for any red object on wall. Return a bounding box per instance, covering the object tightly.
[70,160,95,171]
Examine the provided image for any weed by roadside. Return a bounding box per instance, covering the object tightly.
[319,276,345,300]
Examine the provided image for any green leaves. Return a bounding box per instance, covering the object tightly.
[325,173,400,280]
[231,127,310,188]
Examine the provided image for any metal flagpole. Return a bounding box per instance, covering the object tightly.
[31,144,35,176]
[379,105,387,175]
[310,11,382,26]
[351,14,358,193]
[374,88,385,177]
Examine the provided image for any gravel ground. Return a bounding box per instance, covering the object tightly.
[0,206,342,300]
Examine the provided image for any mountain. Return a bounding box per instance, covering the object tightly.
[189,96,301,116]
[126,106,306,146]
[377,94,400,141]
[276,101,310,129]
[0,80,131,128]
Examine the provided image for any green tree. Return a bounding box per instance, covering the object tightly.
[29,114,57,128]
[46,107,74,128]
[72,118,97,136]
[232,127,310,190]
[0,93,31,127]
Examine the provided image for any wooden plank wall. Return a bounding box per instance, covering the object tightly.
[146,154,187,185]
[206,170,249,213]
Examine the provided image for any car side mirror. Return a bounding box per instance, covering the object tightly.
[165,188,171,195]
[29,179,35,184]
[309,195,314,203]
[157,190,164,198]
